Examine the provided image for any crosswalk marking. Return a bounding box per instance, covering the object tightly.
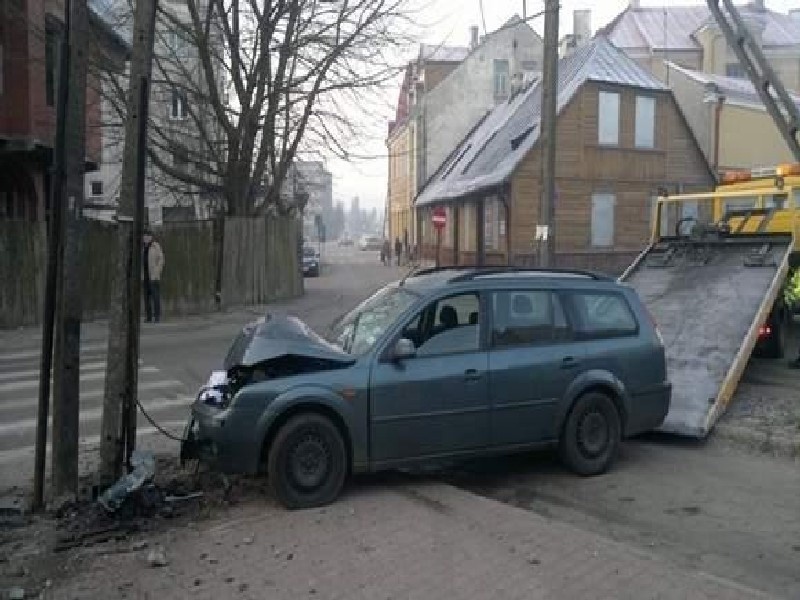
[0,366,159,393]
[0,344,194,487]
[0,359,145,382]
[0,343,109,362]
[0,396,194,435]
[0,379,187,413]
[0,421,188,466]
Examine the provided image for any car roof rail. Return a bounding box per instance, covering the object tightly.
[448,266,610,283]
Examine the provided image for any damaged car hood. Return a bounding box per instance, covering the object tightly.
[224,314,354,370]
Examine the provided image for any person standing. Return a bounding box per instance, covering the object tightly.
[403,228,409,262]
[143,229,165,323]
[382,238,391,266]
[394,236,402,266]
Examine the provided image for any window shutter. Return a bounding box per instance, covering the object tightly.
[598,92,620,145]
[591,193,615,247]
[635,96,656,148]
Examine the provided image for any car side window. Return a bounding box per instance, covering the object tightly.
[565,291,637,339]
[402,292,481,357]
[491,290,569,348]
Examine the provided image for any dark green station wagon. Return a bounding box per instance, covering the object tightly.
[182,267,671,509]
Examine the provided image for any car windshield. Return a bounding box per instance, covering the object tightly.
[328,286,418,355]
[303,246,317,257]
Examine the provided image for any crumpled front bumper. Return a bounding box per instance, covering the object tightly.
[179,405,262,475]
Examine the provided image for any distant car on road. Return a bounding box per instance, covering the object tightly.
[358,235,383,251]
[181,266,670,509]
[338,234,354,247]
[301,245,320,277]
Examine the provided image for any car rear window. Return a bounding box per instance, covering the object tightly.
[564,291,638,338]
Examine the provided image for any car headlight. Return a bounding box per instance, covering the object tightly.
[198,370,231,408]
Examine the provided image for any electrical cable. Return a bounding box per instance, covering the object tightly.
[136,397,186,442]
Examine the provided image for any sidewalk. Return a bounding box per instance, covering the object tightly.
[46,481,770,600]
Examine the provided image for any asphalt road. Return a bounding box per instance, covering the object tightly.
[0,243,403,495]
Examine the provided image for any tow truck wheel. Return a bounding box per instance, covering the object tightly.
[759,306,787,359]
[764,310,789,358]
[559,391,621,476]
[267,413,347,509]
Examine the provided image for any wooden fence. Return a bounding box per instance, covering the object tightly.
[0,216,302,328]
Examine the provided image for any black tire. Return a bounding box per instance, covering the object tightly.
[761,307,786,359]
[559,391,621,476]
[267,413,347,509]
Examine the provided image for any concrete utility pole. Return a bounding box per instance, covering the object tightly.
[50,0,89,500]
[537,0,559,268]
[33,0,72,511]
[99,0,158,487]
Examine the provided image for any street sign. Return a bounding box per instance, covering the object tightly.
[432,207,447,231]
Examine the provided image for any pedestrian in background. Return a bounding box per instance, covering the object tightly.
[143,229,165,323]
[394,236,402,266]
[382,238,391,266]
[403,228,409,263]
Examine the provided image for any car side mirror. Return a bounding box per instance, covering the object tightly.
[390,338,416,362]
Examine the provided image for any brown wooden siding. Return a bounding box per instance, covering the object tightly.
[506,81,712,272]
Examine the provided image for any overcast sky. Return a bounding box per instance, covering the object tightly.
[326,0,797,213]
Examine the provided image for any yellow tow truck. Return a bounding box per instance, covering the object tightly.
[620,163,800,438]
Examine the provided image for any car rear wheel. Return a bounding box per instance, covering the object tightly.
[559,391,621,476]
[267,413,347,509]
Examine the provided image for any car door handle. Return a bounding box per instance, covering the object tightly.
[560,357,579,369]
[464,369,483,381]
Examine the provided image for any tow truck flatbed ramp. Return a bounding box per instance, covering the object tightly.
[620,233,792,438]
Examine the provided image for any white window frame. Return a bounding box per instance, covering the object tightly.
[598,91,620,146]
[493,59,510,98]
[591,192,616,247]
[170,88,188,120]
[635,95,656,149]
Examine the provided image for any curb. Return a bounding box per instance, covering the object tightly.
[713,423,800,459]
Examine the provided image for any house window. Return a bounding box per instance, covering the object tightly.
[493,59,510,98]
[170,89,188,119]
[45,23,61,107]
[635,96,656,148]
[591,192,615,247]
[91,181,103,196]
[725,63,745,78]
[598,91,620,145]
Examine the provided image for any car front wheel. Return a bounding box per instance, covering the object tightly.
[267,413,347,509]
[559,391,621,476]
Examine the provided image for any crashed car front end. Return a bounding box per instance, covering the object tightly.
[180,369,264,474]
[180,314,354,475]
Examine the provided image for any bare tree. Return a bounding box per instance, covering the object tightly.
[98,0,415,218]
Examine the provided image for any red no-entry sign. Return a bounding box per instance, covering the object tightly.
[432,207,446,231]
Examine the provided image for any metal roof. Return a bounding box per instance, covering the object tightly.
[667,62,800,110]
[604,3,800,51]
[415,37,668,207]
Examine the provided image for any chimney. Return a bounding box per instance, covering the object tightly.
[629,0,640,9]
[790,8,800,22]
[573,9,591,46]
[470,25,480,49]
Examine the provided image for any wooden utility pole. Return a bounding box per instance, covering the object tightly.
[33,0,72,511]
[50,0,89,500]
[99,0,158,487]
[538,0,559,268]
